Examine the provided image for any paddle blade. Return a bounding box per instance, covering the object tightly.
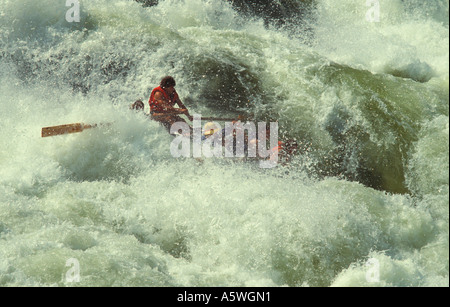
[41,123,95,137]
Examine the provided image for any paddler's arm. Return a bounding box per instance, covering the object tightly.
[154,91,190,116]
[175,97,191,117]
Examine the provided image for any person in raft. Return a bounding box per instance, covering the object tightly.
[129,99,145,111]
[201,122,299,163]
[148,76,192,131]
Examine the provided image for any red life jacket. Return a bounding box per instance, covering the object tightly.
[271,141,284,153]
[148,86,179,113]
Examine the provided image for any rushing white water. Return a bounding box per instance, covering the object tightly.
[0,0,448,287]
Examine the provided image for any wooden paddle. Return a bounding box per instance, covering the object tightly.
[189,116,239,122]
[41,123,110,137]
[152,110,238,122]
[186,114,251,122]
[150,106,253,121]
[41,110,248,137]
[196,113,254,122]
[41,110,187,138]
